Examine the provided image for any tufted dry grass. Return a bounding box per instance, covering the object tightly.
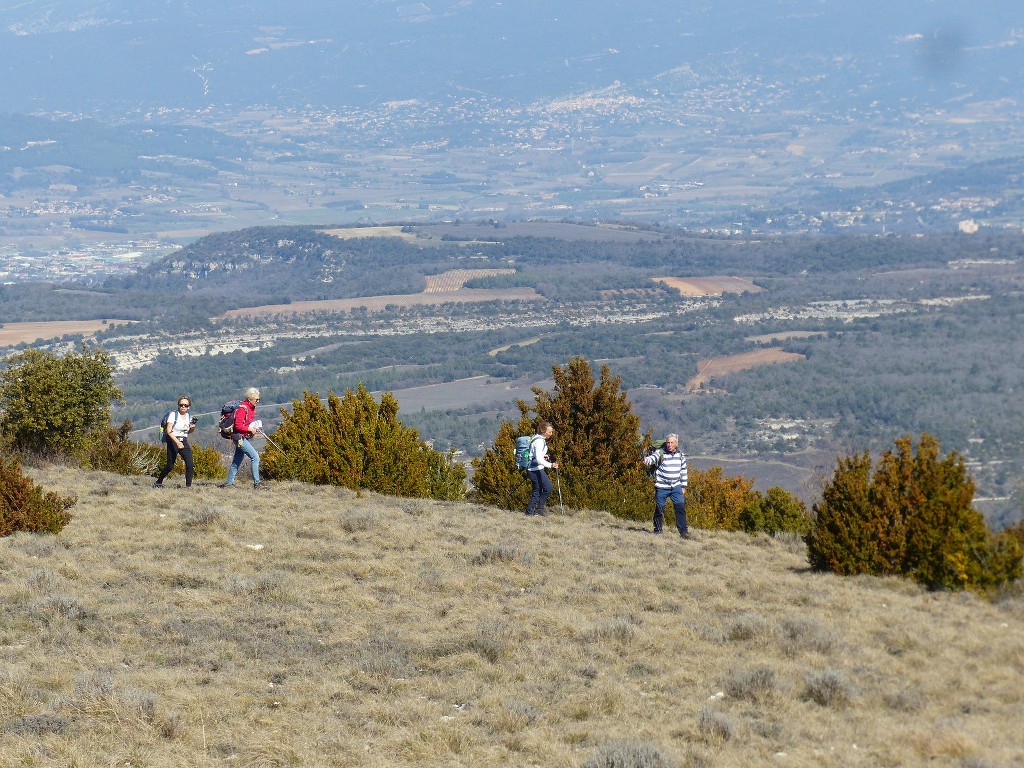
[1,465,1023,768]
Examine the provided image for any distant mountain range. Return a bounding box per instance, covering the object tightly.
[1,0,1020,115]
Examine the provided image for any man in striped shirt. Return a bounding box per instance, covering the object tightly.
[643,433,691,539]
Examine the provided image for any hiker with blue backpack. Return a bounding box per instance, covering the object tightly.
[643,433,691,538]
[154,395,197,488]
[220,387,266,490]
[522,421,558,517]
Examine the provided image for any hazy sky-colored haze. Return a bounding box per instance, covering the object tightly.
[0,0,1020,116]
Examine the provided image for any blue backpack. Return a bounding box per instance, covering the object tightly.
[515,435,536,470]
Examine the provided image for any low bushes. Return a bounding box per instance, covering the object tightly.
[260,386,467,500]
[0,454,76,537]
[806,433,1022,592]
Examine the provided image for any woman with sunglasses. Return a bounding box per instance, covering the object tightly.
[155,395,197,488]
[223,387,265,490]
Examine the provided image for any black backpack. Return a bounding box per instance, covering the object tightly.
[645,441,668,476]
[218,400,241,439]
[159,410,175,443]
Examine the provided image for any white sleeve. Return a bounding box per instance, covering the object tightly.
[533,437,552,469]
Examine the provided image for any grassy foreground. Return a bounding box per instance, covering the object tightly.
[2,466,1023,768]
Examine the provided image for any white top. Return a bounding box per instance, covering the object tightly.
[165,410,192,440]
[529,434,552,470]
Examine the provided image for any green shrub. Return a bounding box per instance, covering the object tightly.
[260,386,465,500]
[0,454,76,537]
[472,357,651,519]
[426,448,467,501]
[469,420,532,511]
[806,434,1023,591]
[687,466,758,531]
[190,443,228,480]
[805,450,882,575]
[0,346,122,459]
[83,421,226,480]
[741,486,812,535]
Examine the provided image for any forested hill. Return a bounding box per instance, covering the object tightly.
[115,223,1024,306]
[118,227,441,303]
[3,224,1024,322]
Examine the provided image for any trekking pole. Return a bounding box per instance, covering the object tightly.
[555,467,564,515]
[257,430,286,457]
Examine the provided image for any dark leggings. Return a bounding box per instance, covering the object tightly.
[157,438,194,487]
[526,469,552,515]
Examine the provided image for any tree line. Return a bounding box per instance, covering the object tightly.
[2,347,1022,594]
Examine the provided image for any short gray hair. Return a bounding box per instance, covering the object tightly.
[244,387,261,400]
[666,433,679,441]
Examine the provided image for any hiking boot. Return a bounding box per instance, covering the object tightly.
[218,482,234,489]
[653,529,663,535]
[680,532,693,540]
[153,481,164,489]
[253,482,268,491]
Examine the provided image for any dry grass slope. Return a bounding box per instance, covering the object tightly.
[2,466,1023,768]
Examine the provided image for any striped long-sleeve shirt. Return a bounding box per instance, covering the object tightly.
[645,448,688,489]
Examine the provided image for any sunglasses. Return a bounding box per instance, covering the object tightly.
[178,403,190,408]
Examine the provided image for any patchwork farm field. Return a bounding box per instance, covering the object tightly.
[687,348,806,391]
[223,269,538,318]
[0,319,135,348]
[654,276,761,297]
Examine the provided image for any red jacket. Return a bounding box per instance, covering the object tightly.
[233,399,256,437]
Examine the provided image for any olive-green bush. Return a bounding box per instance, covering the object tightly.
[260,386,466,500]
[806,434,1022,591]
[0,454,76,537]
[0,346,122,459]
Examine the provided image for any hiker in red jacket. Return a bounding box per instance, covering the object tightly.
[222,387,266,490]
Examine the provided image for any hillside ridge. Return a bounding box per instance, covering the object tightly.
[3,463,1022,766]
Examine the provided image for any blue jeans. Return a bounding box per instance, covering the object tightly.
[226,437,260,485]
[654,485,687,534]
[526,469,552,515]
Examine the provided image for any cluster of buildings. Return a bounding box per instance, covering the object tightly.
[0,241,173,284]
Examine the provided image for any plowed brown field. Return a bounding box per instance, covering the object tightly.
[0,320,135,348]
[686,347,805,390]
[223,268,534,317]
[654,275,761,296]
[224,288,540,318]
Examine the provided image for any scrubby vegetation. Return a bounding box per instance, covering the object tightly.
[0,346,123,458]
[807,433,1023,591]
[0,455,75,536]
[260,386,466,500]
